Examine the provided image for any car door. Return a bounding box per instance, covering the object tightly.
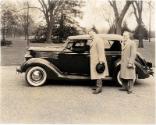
[58,40,90,75]
[105,40,121,76]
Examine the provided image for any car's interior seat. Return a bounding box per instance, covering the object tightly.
[109,40,121,51]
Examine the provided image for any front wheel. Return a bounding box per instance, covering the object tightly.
[25,66,47,86]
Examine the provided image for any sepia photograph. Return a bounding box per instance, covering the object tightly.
[0,0,155,124]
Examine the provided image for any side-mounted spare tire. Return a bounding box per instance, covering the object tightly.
[25,66,47,86]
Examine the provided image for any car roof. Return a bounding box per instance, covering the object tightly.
[68,34,123,41]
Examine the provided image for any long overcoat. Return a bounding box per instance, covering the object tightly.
[90,35,109,80]
[120,40,137,79]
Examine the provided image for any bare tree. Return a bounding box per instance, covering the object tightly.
[18,14,34,40]
[147,0,154,42]
[132,1,144,48]
[36,0,65,42]
[36,0,83,42]
[1,8,17,40]
[109,1,133,34]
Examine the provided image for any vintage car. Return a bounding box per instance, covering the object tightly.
[16,34,153,86]
[29,35,46,43]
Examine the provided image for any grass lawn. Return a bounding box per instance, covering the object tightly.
[1,37,155,66]
[1,37,63,66]
[136,40,155,67]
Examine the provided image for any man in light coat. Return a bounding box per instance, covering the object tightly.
[120,31,137,94]
[88,27,109,94]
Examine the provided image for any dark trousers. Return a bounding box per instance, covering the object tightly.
[96,79,103,88]
[121,79,134,91]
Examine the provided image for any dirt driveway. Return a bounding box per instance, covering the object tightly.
[0,66,155,123]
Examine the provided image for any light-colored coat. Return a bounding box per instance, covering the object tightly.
[90,35,109,80]
[120,40,137,79]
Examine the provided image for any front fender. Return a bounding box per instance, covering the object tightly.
[19,58,63,79]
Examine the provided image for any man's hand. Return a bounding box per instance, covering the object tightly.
[127,63,134,68]
[99,61,104,64]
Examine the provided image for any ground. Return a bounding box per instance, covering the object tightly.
[0,66,155,123]
[0,37,155,123]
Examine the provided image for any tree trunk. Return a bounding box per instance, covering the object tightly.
[138,24,144,48]
[25,32,27,40]
[132,1,144,48]
[46,11,53,43]
[109,1,132,35]
[46,25,52,43]
[138,12,144,48]
[2,28,5,41]
[2,20,6,41]
[148,1,151,42]
[116,22,122,34]
[13,28,16,38]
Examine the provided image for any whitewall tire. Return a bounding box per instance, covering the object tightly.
[117,71,136,86]
[25,66,47,86]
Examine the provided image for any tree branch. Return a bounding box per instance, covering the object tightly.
[38,0,47,15]
[109,1,113,7]
[29,6,43,12]
[132,2,139,23]
[109,1,119,19]
[118,1,133,24]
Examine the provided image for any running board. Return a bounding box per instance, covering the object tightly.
[58,74,113,80]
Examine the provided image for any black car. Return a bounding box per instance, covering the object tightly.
[29,35,46,43]
[17,34,153,86]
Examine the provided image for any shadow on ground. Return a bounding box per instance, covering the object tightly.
[32,79,120,87]
[22,78,152,89]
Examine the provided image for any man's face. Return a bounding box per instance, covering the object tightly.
[88,30,96,37]
[123,32,130,41]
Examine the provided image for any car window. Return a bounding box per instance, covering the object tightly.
[74,41,85,47]
[65,40,90,53]
[108,40,121,51]
[66,42,73,50]
[104,40,114,49]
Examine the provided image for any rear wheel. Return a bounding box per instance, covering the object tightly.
[25,66,47,86]
[116,70,136,86]
[117,71,122,86]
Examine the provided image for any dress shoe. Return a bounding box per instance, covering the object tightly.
[92,87,102,94]
[127,90,132,94]
[119,88,127,91]
[92,87,96,90]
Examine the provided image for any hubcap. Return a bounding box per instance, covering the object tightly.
[31,70,43,81]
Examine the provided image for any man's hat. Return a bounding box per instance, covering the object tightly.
[87,26,98,34]
[96,62,105,74]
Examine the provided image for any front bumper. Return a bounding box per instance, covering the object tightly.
[16,66,23,73]
[16,61,27,73]
[137,69,153,79]
[147,68,154,76]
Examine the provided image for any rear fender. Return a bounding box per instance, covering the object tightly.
[115,60,150,79]
[21,58,63,79]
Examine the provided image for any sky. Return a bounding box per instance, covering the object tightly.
[1,0,155,33]
[79,0,155,32]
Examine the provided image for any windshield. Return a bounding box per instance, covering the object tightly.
[62,39,70,50]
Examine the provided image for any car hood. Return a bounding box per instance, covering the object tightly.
[28,46,64,52]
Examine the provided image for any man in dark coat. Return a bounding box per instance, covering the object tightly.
[120,31,137,94]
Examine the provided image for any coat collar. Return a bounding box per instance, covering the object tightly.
[121,40,130,50]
